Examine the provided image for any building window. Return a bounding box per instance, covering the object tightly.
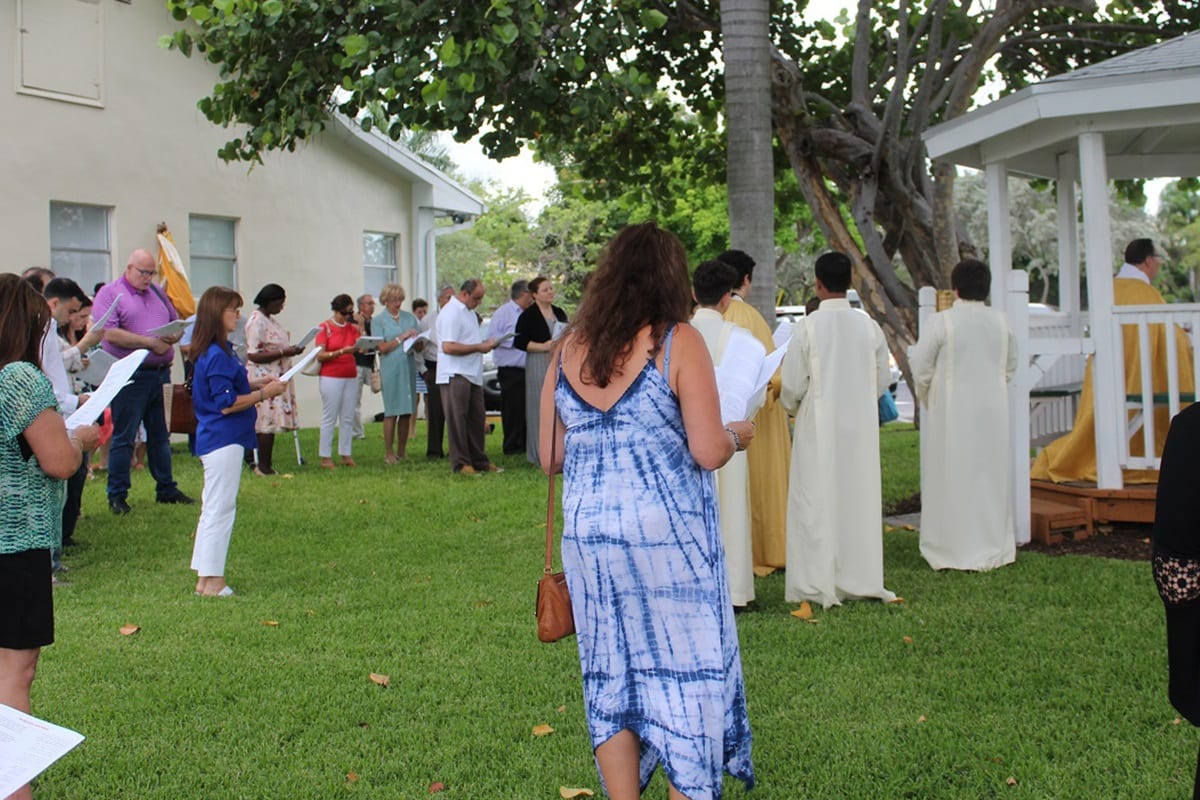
[189,216,238,295]
[18,0,104,106]
[363,232,399,299]
[49,202,111,291]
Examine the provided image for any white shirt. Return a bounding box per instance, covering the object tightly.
[436,296,484,385]
[1116,262,1151,284]
[421,308,440,364]
[40,321,79,414]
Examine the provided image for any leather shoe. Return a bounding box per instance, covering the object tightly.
[109,497,131,515]
[157,492,196,505]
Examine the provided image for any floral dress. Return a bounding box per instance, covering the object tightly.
[244,310,299,433]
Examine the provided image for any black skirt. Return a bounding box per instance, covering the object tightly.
[0,548,54,649]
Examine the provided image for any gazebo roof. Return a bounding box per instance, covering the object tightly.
[923,31,1200,179]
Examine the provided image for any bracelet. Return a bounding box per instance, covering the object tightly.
[725,426,742,452]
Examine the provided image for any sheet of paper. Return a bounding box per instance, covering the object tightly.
[492,331,516,345]
[149,318,192,338]
[66,349,149,430]
[353,336,384,353]
[76,348,118,387]
[279,347,322,382]
[551,321,568,340]
[0,703,85,798]
[714,333,766,424]
[742,344,788,419]
[295,327,320,349]
[772,318,793,350]
[402,330,432,354]
[90,293,121,330]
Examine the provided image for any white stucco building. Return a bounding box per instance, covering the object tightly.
[1,0,483,426]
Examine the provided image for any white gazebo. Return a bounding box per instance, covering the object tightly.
[923,32,1200,544]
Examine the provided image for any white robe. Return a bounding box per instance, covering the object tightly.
[909,300,1018,571]
[780,298,895,607]
[691,309,761,606]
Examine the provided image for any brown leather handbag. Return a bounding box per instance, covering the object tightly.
[162,379,197,436]
[536,416,574,643]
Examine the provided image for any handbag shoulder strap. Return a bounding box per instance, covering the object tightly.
[544,411,559,575]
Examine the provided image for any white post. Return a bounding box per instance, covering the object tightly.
[1055,154,1081,335]
[1078,131,1122,489]
[986,162,1013,314]
[1008,271,1031,545]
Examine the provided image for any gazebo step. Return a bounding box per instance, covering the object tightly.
[1030,497,1090,546]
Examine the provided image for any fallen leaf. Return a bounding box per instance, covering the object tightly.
[429,782,446,794]
[560,788,595,798]
[752,565,776,577]
[119,624,140,636]
[532,724,555,736]
[471,515,481,523]
[358,722,370,728]
[887,597,906,605]
[306,609,316,616]
[1174,718,1183,725]
[917,715,926,723]
[358,498,368,504]
[369,672,390,687]
[804,618,820,625]
[902,524,916,531]
[346,772,359,783]
[261,620,279,627]
[883,524,897,532]
[473,599,492,608]
[902,636,914,645]
[556,705,566,714]
[280,473,294,479]
[791,601,813,620]
[1006,776,1018,787]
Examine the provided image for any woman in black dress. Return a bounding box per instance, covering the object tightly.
[1152,402,1200,799]
[514,276,567,466]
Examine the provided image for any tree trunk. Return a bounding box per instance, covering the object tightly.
[721,0,775,322]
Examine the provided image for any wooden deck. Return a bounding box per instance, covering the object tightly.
[1029,479,1157,545]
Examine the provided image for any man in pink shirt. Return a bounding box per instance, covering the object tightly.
[92,249,195,514]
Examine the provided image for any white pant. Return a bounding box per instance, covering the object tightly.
[191,443,245,577]
[352,365,371,437]
[319,376,358,457]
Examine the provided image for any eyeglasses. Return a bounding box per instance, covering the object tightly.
[133,268,156,277]
[340,307,355,315]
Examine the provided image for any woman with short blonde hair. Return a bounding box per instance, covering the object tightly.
[373,283,421,462]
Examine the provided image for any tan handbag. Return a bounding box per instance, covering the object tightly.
[536,415,574,643]
[369,354,382,394]
[162,380,197,436]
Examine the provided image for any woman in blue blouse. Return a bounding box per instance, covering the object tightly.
[0,274,99,800]
[189,287,286,597]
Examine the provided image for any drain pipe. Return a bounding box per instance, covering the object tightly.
[422,217,475,299]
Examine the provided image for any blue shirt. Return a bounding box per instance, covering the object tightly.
[192,342,256,457]
[489,299,526,369]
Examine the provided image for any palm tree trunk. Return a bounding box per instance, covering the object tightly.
[721,0,775,321]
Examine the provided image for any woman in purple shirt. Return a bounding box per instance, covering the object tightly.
[188,288,286,597]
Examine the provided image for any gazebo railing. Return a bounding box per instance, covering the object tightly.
[1109,304,1200,470]
[1027,310,1088,444]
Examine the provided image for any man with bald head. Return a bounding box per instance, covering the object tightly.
[92,249,195,514]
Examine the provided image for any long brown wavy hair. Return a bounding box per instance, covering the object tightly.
[188,286,243,359]
[567,222,692,387]
[0,273,50,370]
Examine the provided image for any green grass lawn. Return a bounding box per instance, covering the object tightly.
[30,422,1190,798]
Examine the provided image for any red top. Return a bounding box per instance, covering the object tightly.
[316,321,360,378]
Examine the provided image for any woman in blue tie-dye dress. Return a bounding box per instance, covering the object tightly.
[538,222,756,800]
